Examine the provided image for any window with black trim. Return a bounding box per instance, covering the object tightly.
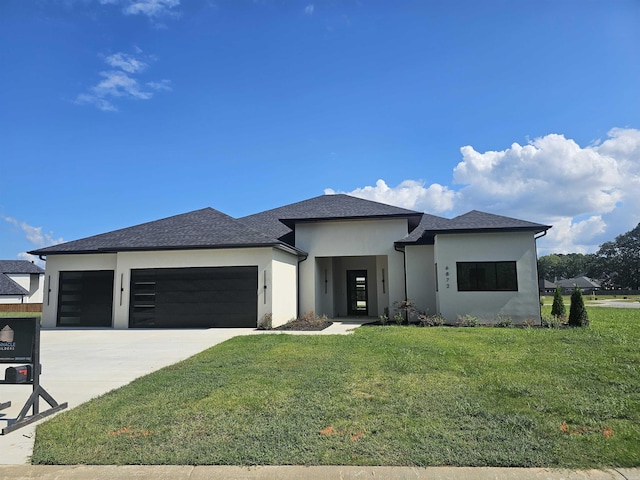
[456,262,518,291]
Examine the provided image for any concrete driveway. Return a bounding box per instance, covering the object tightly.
[0,321,364,464]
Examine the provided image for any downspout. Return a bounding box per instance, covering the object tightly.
[394,243,408,322]
[296,253,309,319]
[534,229,549,322]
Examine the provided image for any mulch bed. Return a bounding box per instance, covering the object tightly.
[273,318,333,331]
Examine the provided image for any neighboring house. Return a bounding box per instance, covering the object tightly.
[555,276,602,294]
[0,260,45,304]
[29,194,551,329]
[539,279,557,294]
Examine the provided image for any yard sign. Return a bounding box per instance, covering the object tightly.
[0,317,67,435]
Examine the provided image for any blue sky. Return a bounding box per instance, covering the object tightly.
[1,0,639,263]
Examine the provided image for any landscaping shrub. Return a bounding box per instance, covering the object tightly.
[393,300,417,325]
[416,312,446,327]
[541,314,563,329]
[457,314,478,327]
[495,314,513,328]
[568,286,589,327]
[551,285,566,319]
[257,313,272,330]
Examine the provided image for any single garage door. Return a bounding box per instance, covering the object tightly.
[57,270,114,327]
[129,266,258,328]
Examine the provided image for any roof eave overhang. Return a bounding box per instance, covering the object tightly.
[29,242,308,258]
[280,212,424,229]
[394,225,552,248]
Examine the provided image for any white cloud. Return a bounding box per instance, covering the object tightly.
[2,216,65,248]
[147,79,172,91]
[325,179,456,214]
[304,4,314,15]
[451,129,640,253]
[2,216,64,266]
[326,128,640,254]
[75,49,169,112]
[104,52,148,73]
[123,0,180,18]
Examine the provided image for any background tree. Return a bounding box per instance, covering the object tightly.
[592,223,640,289]
[551,285,566,319]
[537,253,597,281]
[568,286,589,327]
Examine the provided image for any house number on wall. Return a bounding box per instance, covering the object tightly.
[445,266,450,288]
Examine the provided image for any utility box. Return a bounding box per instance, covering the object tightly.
[4,365,32,384]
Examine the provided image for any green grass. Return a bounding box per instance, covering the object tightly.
[32,307,640,467]
[540,295,640,306]
[0,312,42,318]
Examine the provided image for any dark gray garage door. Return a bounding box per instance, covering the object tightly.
[57,270,114,327]
[129,266,258,328]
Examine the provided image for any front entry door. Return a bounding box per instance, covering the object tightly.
[347,270,368,316]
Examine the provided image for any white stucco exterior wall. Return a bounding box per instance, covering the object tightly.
[405,245,437,316]
[434,232,541,324]
[295,218,407,318]
[270,249,298,327]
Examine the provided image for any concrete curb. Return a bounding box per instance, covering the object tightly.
[0,466,638,480]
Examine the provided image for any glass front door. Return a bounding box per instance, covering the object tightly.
[347,270,368,316]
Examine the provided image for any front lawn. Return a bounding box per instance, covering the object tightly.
[32,307,640,467]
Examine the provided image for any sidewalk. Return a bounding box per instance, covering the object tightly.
[0,465,639,480]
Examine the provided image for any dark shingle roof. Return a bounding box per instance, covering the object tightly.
[397,210,551,245]
[29,208,295,256]
[241,194,423,240]
[556,276,601,289]
[447,211,550,231]
[397,213,453,243]
[0,260,44,274]
[0,273,29,296]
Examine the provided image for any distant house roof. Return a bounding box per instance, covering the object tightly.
[29,208,303,256]
[397,210,551,245]
[539,279,556,290]
[0,273,29,296]
[556,276,601,290]
[240,194,424,241]
[0,260,44,275]
[0,260,43,297]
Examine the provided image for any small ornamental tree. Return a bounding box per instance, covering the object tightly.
[551,285,566,319]
[568,286,589,327]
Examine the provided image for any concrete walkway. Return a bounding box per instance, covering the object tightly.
[0,465,638,480]
[0,320,365,464]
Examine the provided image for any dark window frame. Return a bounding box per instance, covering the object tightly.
[456,261,518,292]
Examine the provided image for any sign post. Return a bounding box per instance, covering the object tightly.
[0,317,67,435]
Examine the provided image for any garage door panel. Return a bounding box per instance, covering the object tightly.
[129,266,258,328]
[57,270,114,327]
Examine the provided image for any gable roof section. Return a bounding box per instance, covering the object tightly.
[0,273,29,296]
[240,194,423,241]
[29,208,300,256]
[556,276,601,289]
[0,260,44,274]
[397,210,551,245]
[446,211,551,232]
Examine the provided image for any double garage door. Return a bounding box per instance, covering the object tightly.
[57,267,258,328]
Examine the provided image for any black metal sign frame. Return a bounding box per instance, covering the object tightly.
[0,317,67,435]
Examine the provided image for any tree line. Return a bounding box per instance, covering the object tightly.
[538,222,640,290]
